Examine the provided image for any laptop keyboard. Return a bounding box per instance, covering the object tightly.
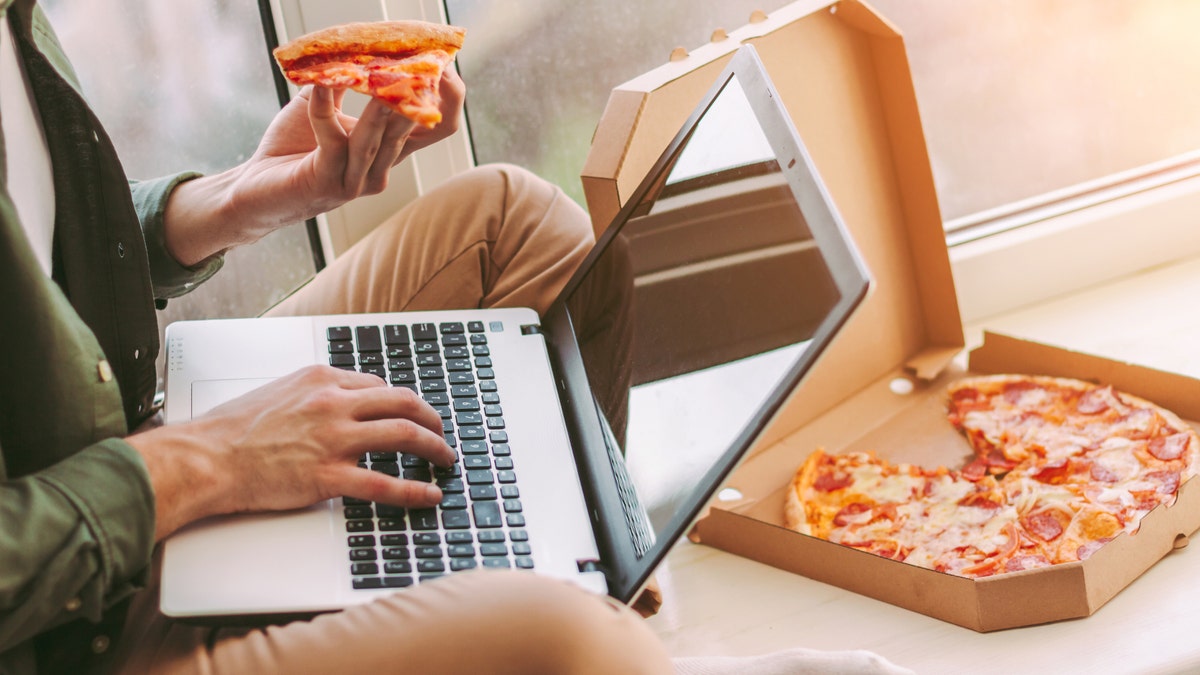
[327,320,534,590]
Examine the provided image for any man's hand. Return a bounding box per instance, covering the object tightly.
[127,366,455,541]
[161,67,466,268]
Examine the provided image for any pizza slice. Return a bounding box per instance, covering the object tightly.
[273,20,466,128]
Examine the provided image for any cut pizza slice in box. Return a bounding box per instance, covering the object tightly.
[581,0,1200,632]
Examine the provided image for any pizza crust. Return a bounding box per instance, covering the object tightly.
[273,20,466,67]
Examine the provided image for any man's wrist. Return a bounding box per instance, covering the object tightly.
[161,167,247,268]
[125,422,234,541]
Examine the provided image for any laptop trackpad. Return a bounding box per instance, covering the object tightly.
[192,378,277,417]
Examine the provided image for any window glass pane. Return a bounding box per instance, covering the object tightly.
[445,0,794,208]
[41,0,316,329]
[867,0,1200,222]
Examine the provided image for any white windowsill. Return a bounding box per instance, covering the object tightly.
[950,171,1200,324]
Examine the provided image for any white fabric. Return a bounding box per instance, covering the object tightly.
[672,648,916,675]
[1,18,56,276]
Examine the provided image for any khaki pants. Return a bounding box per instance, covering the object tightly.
[113,164,670,674]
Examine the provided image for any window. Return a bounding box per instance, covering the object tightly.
[868,0,1200,234]
[445,0,795,208]
[41,0,316,337]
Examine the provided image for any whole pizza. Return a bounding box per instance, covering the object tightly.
[785,374,1200,578]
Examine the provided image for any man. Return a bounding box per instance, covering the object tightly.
[0,0,671,672]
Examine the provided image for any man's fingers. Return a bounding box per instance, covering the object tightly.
[340,417,456,466]
[343,98,394,193]
[348,384,442,432]
[336,465,444,508]
[306,86,349,151]
[365,113,416,191]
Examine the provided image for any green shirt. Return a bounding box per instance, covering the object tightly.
[0,0,222,671]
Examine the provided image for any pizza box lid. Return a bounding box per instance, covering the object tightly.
[581,0,962,459]
[580,0,1200,632]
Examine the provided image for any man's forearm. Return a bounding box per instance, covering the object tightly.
[160,168,249,268]
[125,422,233,541]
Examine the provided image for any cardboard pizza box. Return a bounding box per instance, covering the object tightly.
[580,0,1200,632]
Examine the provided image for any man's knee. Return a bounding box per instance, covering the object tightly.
[455,163,593,249]
[480,571,671,674]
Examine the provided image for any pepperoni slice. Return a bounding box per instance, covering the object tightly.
[1146,469,1181,495]
[1076,387,1112,414]
[1031,459,1070,484]
[1004,553,1051,573]
[1022,512,1064,541]
[833,502,871,526]
[813,471,853,492]
[1002,381,1039,405]
[1148,433,1190,461]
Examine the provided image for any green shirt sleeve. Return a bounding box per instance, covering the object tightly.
[0,439,155,652]
[130,173,225,299]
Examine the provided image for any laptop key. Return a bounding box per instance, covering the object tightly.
[372,462,400,477]
[382,547,409,560]
[378,518,406,532]
[469,485,497,501]
[412,533,441,545]
[376,504,406,518]
[450,558,478,572]
[461,440,488,455]
[466,469,494,485]
[384,561,413,574]
[418,560,446,573]
[383,325,410,346]
[447,544,475,558]
[380,534,409,546]
[508,530,529,542]
[515,557,535,570]
[349,548,376,562]
[478,531,505,543]
[346,519,374,533]
[512,543,532,556]
[348,535,376,548]
[410,509,439,530]
[383,576,414,588]
[412,323,438,341]
[414,545,444,559]
[327,326,352,341]
[441,509,471,530]
[351,562,379,576]
[352,577,384,590]
[439,494,468,510]
[438,477,465,494]
[472,502,503,528]
[480,543,507,557]
[355,326,382,352]
[446,531,473,544]
[482,558,511,569]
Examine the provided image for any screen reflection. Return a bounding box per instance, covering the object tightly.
[567,74,841,541]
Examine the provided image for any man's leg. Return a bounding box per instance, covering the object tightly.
[267,163,593,318]
[113,566,672,674]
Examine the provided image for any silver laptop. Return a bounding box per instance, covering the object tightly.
[159,45,870,620]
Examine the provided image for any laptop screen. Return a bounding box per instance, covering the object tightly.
[546,45,870,601]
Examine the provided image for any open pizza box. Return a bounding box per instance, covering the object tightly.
[580,0,1200,632]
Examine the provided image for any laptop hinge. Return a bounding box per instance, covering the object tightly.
[576,558,607,574]
[520,323,542,335]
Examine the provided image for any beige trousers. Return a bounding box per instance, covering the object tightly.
[114,164,670,674]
